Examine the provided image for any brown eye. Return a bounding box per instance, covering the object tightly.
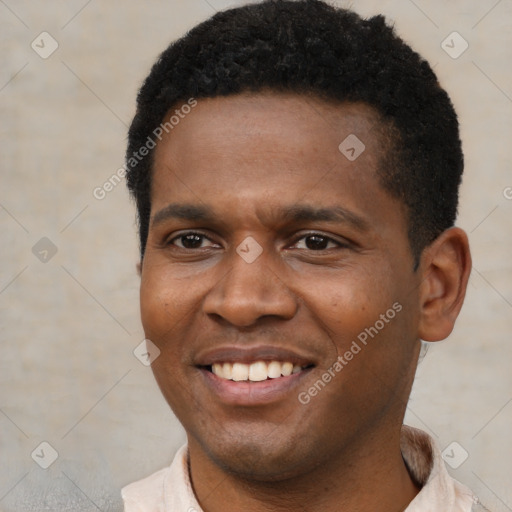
[294,234,340,251]
[170,232,216,249]
[305,235,329,250]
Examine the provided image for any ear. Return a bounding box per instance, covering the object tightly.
[417,227,471,342]
[136,261,142,277]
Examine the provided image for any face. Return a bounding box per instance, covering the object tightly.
[141,93,422,481]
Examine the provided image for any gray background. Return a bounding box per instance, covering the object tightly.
[1,0,511,511]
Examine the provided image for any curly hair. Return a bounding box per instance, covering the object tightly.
[126,0,463,266]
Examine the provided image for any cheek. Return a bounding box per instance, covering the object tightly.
[302,269,415,412]
[140,263,192,344]
[139,266,194,404]
[299,265,397,340]
[140,277,168,339]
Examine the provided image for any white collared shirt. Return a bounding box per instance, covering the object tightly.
[122,425,488,511]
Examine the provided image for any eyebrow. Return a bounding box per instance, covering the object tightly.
[151,203,370,232]
[151,203,214,227]
[279,205,370,232]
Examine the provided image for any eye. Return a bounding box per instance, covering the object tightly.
[292,233,344,251]
[168,232,218,249]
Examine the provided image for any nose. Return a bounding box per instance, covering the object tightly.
[202,247,298,327]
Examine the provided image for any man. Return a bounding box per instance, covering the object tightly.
[121,1,487,510]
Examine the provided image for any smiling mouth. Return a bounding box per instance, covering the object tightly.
[203,361,315,382]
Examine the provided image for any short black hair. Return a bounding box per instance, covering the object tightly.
[126,0,463,265]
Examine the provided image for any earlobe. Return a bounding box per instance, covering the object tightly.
[417,227,471,342]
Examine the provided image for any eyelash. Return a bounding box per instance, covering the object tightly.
[167,231,348,251]
[167,231,217,249]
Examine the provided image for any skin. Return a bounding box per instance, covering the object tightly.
[139,92,471,512]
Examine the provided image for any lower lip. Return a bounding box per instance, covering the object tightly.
[199,367,313,406]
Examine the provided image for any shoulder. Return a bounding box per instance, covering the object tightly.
[121,444,195,512]
[121,466,168,512]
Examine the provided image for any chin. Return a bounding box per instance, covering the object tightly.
[194,426,318,482]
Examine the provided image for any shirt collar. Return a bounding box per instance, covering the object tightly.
[400,425,476,511]
[122,425,479,511]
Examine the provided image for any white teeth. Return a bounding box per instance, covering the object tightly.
[281,362,293,376]
[248,361,268,381]
[212,363,224,378]
[267,361,282,379]
[232,362,249,381]
[211,360,307,381]
[222,362,233,380]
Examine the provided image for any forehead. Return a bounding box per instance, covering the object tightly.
[154,93,384,167]
[150,92,402,232]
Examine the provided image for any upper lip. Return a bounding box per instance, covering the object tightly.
[194,345,317,367]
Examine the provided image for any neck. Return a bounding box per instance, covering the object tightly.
[188,426,420,512]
